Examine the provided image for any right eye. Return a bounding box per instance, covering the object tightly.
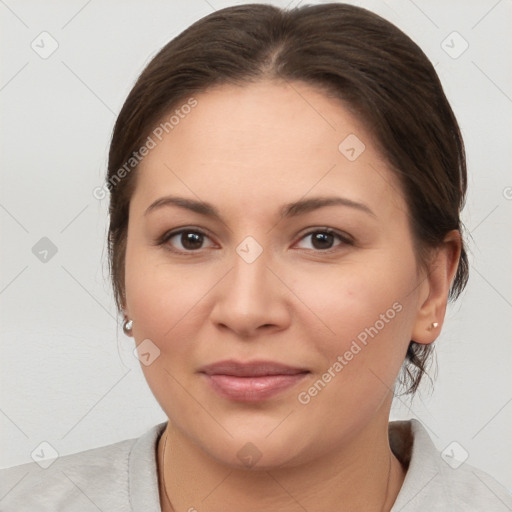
[159,229,216,253]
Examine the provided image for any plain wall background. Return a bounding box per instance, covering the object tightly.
[1,0,511,492]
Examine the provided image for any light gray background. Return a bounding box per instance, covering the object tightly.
[1,0,511,492]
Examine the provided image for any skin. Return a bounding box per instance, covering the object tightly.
[123,80,461,512]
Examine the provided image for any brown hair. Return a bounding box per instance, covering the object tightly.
[107,3,468,394]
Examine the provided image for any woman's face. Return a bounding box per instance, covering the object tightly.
[124,80,433,468]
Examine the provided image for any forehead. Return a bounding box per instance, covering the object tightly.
[132,80,406,217]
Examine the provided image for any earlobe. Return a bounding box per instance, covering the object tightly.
[411,230,462,345]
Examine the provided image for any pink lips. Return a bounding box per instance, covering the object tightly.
[199,360,309,402]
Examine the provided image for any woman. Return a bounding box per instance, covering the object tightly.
[1,3,510,511]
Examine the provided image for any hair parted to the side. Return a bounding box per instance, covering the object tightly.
[107,3,468,395]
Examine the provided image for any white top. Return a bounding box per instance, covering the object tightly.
[1,419,511,511]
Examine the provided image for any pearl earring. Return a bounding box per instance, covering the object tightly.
[123,319,133,335]
[427,322,439,331]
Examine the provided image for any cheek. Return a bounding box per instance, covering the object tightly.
[290,261,416,432]
[124,242,231,374]
[292,251,418,375]
[125,237,194,336]
[123,244,212,414]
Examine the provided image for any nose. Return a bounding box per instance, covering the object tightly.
[209,246,292,338]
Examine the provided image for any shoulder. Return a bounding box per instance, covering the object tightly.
[0,437,135,512]
[0,422,166,512]
[390,419,512,511]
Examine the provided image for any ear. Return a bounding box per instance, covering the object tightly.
[411,230,462,345]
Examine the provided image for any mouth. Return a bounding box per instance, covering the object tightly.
[198,360,310,402]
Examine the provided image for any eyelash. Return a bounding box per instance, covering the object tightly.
[157,227,353,255]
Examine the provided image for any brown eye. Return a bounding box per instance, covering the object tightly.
[180,232,204,250]
[161,229,215,252]
[295,229,351,251]
[310,232,336,250]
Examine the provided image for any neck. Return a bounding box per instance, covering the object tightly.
[158,411,406,512]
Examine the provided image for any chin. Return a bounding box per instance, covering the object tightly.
[197,426,313,471]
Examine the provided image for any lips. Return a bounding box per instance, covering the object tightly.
[200,360,309,377]
[199,360,309,402]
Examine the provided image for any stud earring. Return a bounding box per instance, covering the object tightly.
[123,318,133,335]
[427,322,439,331]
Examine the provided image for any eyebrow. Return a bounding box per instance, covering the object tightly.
[144,195,375,220]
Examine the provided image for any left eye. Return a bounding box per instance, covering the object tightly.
[295,229,349,251]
